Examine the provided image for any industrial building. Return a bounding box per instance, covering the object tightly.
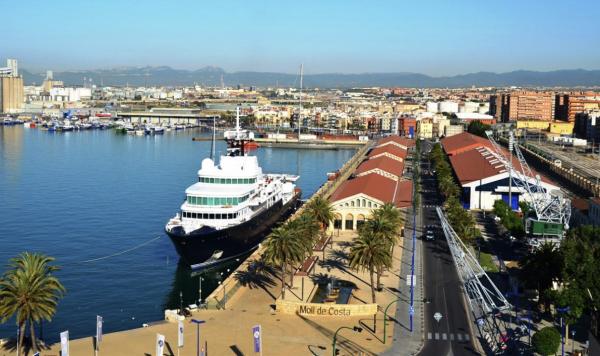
[0,58,24,113]
[329,135,414,231]
[440,132,559,211]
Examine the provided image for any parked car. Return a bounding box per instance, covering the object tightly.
[527,238,541,252]
[425,230,435,241]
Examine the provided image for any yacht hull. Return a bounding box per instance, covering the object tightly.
[166,193,300,267]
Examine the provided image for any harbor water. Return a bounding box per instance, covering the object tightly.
[0,126,356,342]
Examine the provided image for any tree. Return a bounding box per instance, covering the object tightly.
[305,196,334,231]
[359,214,395,290]
[532,326,561,356]
[519,242,563,309]
[560,226,600,311]
[348,229,391,304]
[467,120,491,138]
[262,225,306,299]
[0,252,65,353]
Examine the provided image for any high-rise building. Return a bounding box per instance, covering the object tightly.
[555,91,600,122]
[490,91,554,122]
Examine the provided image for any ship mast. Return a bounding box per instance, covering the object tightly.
[210,115,216,160]
[298,63,303,142]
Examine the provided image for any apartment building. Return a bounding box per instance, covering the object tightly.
[490,91,554,122]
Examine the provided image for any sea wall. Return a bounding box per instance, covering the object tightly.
[205,143,372,310]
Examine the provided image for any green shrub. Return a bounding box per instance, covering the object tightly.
[532,326,561,356]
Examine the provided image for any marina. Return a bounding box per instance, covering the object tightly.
[0,124,357,342]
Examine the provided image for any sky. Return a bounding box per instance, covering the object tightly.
[3,0,599,76]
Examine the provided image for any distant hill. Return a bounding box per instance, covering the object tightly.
[20,66,600,88]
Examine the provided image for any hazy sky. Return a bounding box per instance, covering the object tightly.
[3,0,599,75]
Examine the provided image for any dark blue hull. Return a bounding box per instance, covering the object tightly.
[166,193,300,267]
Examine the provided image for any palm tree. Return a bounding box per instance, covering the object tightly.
[262,225,306,299]
[305,196,334,231]
[0,252,65,353]
[348,229,391,304]
[360,214,395,290]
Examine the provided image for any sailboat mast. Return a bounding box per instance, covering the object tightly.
[298,63,303,142]
[210,116,216,160]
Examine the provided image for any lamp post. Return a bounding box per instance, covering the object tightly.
[556,306,570,356]
[179,291,184,316]
[332,326,362,356]
[190,319,206,356]
[198,276,203,306]
[383,298,402,344]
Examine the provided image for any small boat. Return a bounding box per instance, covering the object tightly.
[135,129,145,136]
[62,120,74,132]
[153,126,165,134]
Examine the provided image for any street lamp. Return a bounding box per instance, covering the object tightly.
[556,306,570,356]
[198,276,203,306]
[332,326,362,356]
[383,298,402,344]
[179,291,184,316]
[190,319,206,356]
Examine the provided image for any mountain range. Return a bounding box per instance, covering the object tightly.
[20,66,600,88]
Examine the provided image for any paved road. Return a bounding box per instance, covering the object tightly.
[418,140,480,356]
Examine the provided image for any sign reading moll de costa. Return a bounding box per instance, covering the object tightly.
[276,300,377,316]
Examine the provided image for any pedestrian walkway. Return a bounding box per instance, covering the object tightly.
[34,232,407,356]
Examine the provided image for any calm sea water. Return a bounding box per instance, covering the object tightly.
[0,126,355,342]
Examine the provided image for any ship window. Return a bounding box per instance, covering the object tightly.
[201,213,207,219]
[207,197,214,205]
[227,197,233,204]
[209,178,215,183]
[209,213,215,219]
[233,197,239,204]
[192,213,197,219]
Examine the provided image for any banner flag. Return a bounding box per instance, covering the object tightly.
[178,320,184,348]
[156,333,165,356]
[60,330,69,356]
[252,325,262,353]
[96,315,103,343]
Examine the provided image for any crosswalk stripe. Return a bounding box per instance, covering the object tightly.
[435,332,439,340]
[428,332,432,340]
[457,334,463,341]
[450,334,454,341]
[442,333,447,340]
[465,334,470,341]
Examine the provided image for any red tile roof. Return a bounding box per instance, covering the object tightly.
[368,144,408,160]
[449,146,554,185]
[440,132,494,156]
[330,173,413,208]
[449,147,506,184]
[376,135,416,149]
[355,156,405,179]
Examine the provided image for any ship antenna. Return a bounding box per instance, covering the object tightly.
[210,115,216,160]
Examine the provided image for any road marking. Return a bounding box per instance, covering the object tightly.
[457,334,463,341]
[450,333,454,341]
[435,332,439,340]
[427,332,432,340]
[465,334,470,341]
[442,333,447,340]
